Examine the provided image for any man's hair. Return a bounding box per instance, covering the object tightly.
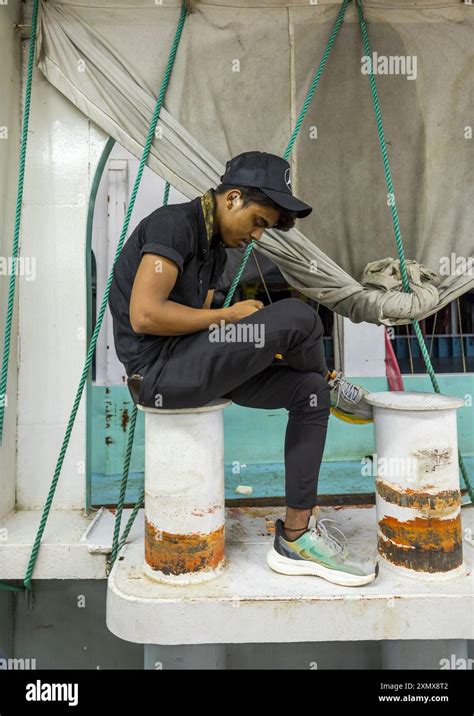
[214,184,297,232]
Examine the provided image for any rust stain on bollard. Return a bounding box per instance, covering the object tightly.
[378,514,463,572]
[145,518,225,576]
[377,481,460,517]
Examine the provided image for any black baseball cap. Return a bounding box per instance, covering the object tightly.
[220,150,312,219]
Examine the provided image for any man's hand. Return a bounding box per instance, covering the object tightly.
[222,299,264,323]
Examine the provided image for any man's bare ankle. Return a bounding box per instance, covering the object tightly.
[283,525,307,541]
[284,507,311,527]
[283,507,313,540]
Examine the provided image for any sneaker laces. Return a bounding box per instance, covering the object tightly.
[309,517,348,556]
[329,371,360,408]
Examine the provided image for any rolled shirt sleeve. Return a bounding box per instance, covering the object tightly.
[139,212,193,277]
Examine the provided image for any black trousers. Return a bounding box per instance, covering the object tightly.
[137,298,331,509]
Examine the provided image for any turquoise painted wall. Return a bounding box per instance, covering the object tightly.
[91,375,474,505]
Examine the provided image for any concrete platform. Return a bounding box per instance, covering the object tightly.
[106,504,474,645]
[0,506,142,579]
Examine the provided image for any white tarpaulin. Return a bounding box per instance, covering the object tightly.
[35,0,474,325]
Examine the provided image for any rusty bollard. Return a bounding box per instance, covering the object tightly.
[138,399,232,585]
[365,391,466,579]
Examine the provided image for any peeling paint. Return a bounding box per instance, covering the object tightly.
[120,407,129,432]
[377,480,460,517]
[378,514,463,572]
[145,518,225,575]
[105,399,113,430]
[191,503,223,517]
[412,447,453,474]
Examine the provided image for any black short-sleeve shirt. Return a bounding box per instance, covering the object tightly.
[108,193,228,375]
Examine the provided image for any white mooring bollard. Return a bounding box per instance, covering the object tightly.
[138,398,232,585]
[365,391,466,580]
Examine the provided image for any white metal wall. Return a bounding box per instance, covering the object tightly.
[16,47,109,509]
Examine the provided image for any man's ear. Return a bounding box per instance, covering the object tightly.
[227,190,241,208]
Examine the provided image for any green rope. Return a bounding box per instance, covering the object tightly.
[356,0,472,503]
[0,2,188,595]
[0,0,40,444]
[162,181,171,206]
[283,0,349,164]
[115,485,145,559]
[107,399,138,573]
[223,0,350,308]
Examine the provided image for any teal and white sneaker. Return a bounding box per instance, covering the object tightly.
[266,514,379,587]
[327,370,373,424]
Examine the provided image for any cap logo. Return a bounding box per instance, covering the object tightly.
[284,167,292,191]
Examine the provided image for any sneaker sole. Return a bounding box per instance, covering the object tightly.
[330,406,373,424]
[266,547,378,587]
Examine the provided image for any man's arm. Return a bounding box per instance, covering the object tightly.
[130,255,226,336]
[129,254,262,336]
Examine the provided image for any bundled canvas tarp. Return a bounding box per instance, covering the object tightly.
[35,0,474,325]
